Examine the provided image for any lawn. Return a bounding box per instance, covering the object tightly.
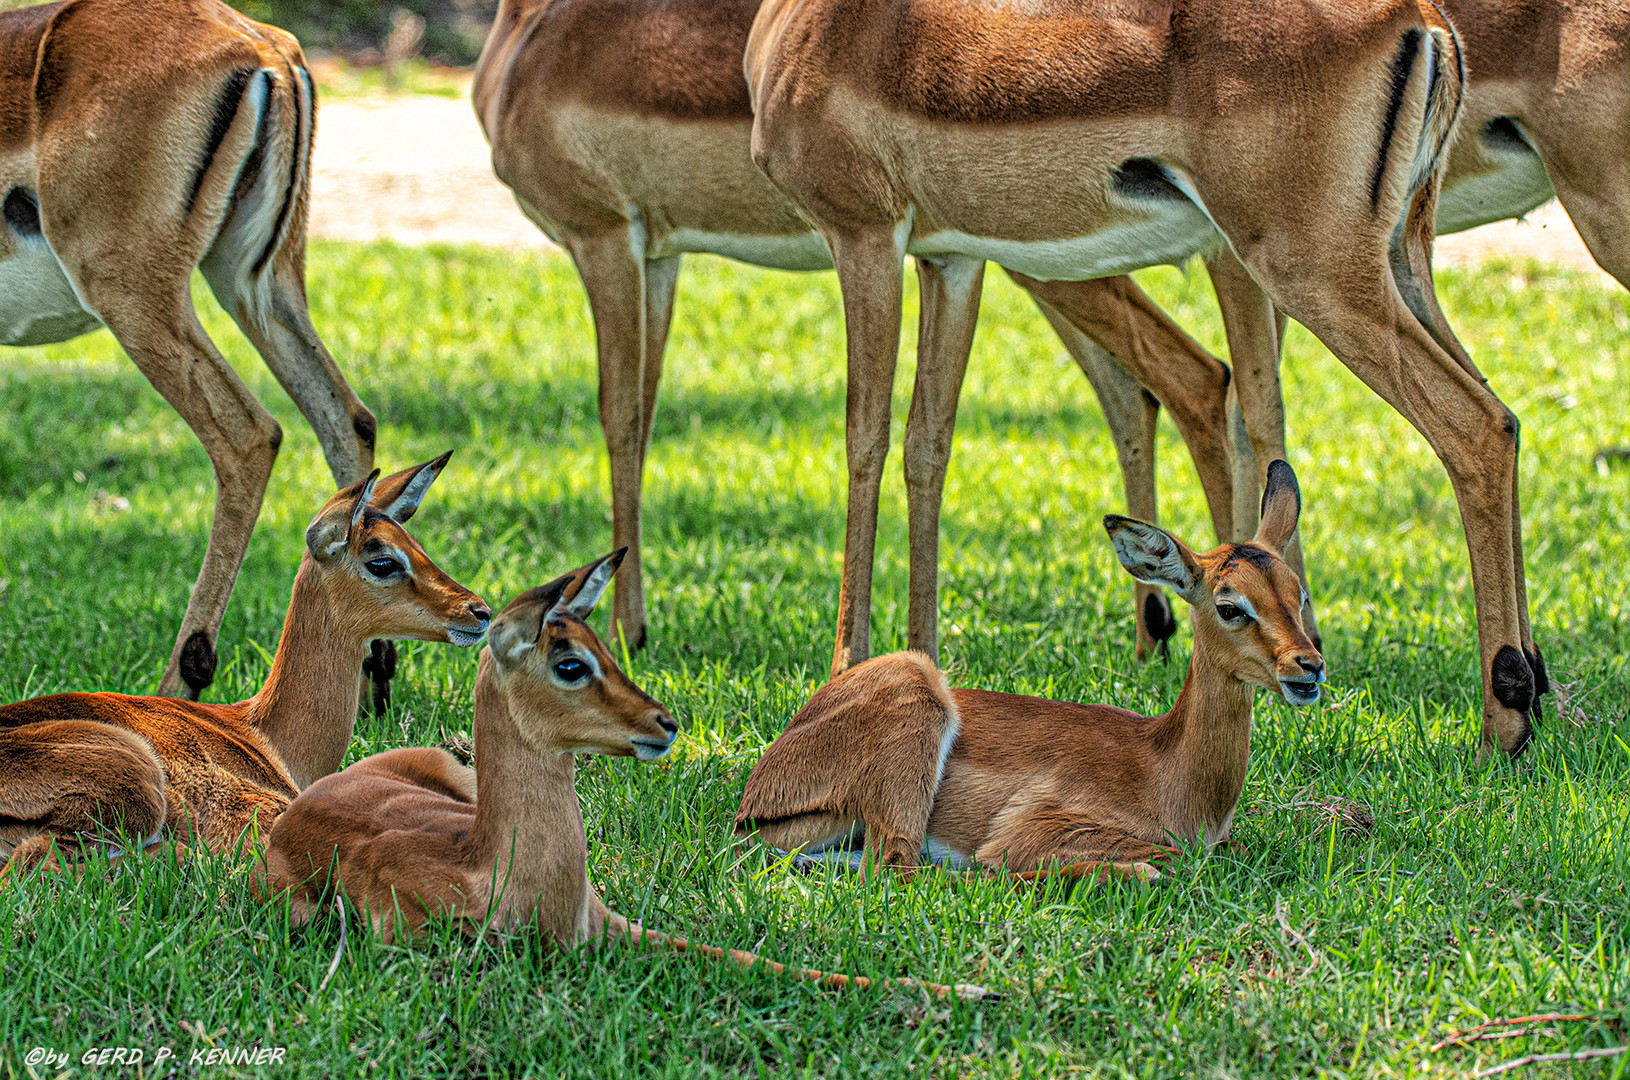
[1,243,1627,1078]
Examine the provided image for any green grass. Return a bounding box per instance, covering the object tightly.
[1,243,1627,1078]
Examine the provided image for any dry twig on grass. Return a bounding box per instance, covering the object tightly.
[317,894,348,995]
[1473,1045,1625,1077]
[1282,790,1375,837]
[1430,1014,1592,1053]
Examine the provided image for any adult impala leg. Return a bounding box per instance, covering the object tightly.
[1005,272,1235,544]
[1028,297,1175,659]
[903,255,984,660]
[1265,271,1532,755]
[569,229,655,649]
[1206,251,1320,646]
[826,227,906,675]
[92,294,284,698]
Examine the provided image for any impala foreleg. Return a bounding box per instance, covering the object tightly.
[570,231,662,650]
[903,256,984,661]
[826,228,907,675]
[1205,252,1320,647]
[1029,296,1173,660]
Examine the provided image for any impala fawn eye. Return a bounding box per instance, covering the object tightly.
[365,557,403,579]
[553,657,590,683]
[1215,602,1250,624]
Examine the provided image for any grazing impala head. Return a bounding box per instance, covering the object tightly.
[303,453,492,646]
[485,549,678,760]
[1105,460,1325,705]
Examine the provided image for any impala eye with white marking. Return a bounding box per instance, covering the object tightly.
[365,556,404,579]
[552,656,591,685]
[1215,599,1252,625]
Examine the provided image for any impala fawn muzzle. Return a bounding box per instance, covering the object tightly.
[737,460,1323,882]
[265,550,987,999]
[0,454,490,881]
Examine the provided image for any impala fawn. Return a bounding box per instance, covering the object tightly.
[265,551,987,1000]
[0,455,490,880]
[737,461,1323,881]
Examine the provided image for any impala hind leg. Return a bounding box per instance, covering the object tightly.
[95,298,284,698]
[904,256,984,661]
[1206,252,1321,647]
[1005,273,1236,545]
[1249,250,1533,756]
[974,811,1176,885]
[568,233,678,651]
[1029,296,1174,659]
[826,228,907,675]
[0,721,168,872]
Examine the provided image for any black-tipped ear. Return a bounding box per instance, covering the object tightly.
[1104,515,1202,601]
[347,470,380,538]
[373,451,452,523]
[1253,460,1301,555]
[550,548,626,621]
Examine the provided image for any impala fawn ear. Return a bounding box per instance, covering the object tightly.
[1252,460,1302,556]
[1104,516,1202,601]
[305,469,380,561]
[371,451,453,523]
[548,548,627,621]
[489,573,576,664]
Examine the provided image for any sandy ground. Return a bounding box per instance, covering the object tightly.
[309,91,1609,274]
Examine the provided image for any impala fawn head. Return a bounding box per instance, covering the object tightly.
[485,549,678,760]
[303,453,492,646]
[1106,460,1324,705]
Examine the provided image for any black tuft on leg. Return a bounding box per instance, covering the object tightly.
[1491,643,1535,716]
[1143,591,1177,651]
[1525,644,1550,722]
[362,639,398,716]
[178,631,217,698]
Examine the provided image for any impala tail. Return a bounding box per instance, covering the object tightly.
[193,55,316,337]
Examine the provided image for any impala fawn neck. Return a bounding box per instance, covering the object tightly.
[464,658,603,943]
[1153,626,1257,844]
[245,556,370,791]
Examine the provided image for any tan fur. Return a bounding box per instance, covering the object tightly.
[472,0,1235,670]
[1059,0,1617,754]
[264,555,988,999]
[0,457,490,878]
[0,0,377,699]
[741,0,1541,756]
[737,461,1322,881]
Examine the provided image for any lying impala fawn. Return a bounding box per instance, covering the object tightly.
[1,0,381,701]
[0,455,491,880]
[265,551,987,1000]
[472,0,1237,668]
[737,461,1322,880]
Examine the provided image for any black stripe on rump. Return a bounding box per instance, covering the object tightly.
[252,63,308,275]
[1368,28,1422,213]
[186,67,256,215]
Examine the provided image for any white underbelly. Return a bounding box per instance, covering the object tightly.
[0,237,101,346]
[910,203,1219,282]
[648,228,833,271]
[1436,151,1556,236]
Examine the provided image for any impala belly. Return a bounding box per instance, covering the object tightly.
[544,108,824,268]
[646,227,831,270]
[910,204,1217,282]
[0,221,101,347]
[1435,117,1555,236]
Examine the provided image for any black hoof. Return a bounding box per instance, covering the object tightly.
[178,631,216,697]
[362,640,398,716]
